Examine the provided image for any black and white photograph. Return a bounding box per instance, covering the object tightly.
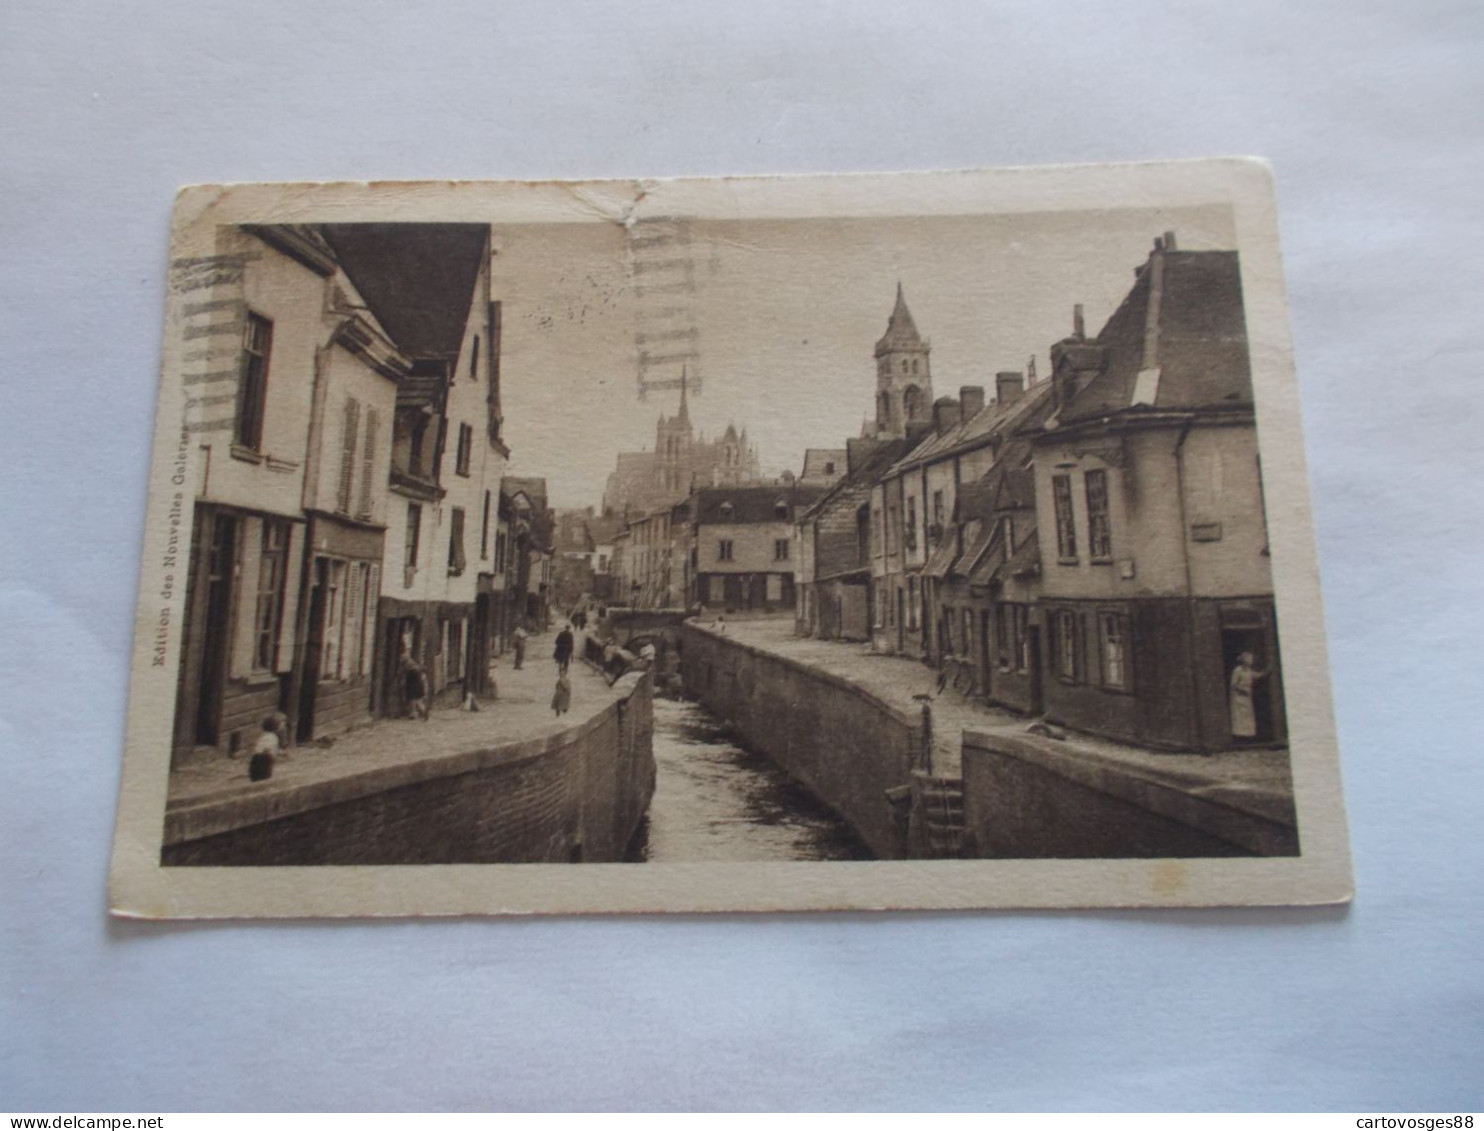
[110,165,1350,916]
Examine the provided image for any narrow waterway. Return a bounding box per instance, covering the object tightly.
[628,694,873,862]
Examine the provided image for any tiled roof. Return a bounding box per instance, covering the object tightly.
[693,484,827,525]
[1059,250,1252,425]
[797,438,911,524]
[801,448,848,479]
[887,380,1055,476]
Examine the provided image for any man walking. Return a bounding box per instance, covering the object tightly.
[512,623,528,670]
[554,622,575,674]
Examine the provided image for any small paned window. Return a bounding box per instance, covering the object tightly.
[404,504,422,576]
[447,507,467,575]
[718,539,734,562]
[1086,469,1112,560]
[1053,475,1078,561]
[1055,609,1081,682]
[1098,612,1130,691]
[774,538,790,561]
[253,520,289,671]
[235,313,273,451]
[455,423,473,477]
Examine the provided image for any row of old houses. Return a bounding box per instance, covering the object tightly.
[793,234,1286,753]
[610,480,828,615]
[170,223,553,767]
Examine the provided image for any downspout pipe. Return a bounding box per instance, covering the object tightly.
[1172,420,1201,750]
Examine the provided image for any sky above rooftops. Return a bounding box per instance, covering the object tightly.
[495,204,1236,509]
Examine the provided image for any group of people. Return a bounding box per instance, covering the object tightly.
[238,605,626,783]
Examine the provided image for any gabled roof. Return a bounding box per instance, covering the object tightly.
[321,224,489,360]
[886,380,1055,477]
[969,525,1041,589]
[1058,249,1252,426]
[797,438,912,524]
[693,484,827,525]
[501,475,548,508]
[801,448,848,480]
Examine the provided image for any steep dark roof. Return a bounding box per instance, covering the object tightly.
[320,224,489,359]
[501,476,548,508]
[798,438,912,524]
[1059,249,1252,425]
[888,380,1055,475]
[693,484,826,525]
[801,448,848,479]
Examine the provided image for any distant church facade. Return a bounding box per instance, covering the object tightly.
[601,372,761,517]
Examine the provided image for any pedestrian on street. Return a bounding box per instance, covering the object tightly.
[1229,651,1270,741]
[512,624,528,670]
[403,657,430,721]
[554,623,575,674]
[551,671,572,717]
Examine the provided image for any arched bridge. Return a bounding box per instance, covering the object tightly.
[592,607,692,686]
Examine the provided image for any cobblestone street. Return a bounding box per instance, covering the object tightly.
[721,618,1295,814]
[166,629,614,809]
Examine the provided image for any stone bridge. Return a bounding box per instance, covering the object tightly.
[593,607,692,689]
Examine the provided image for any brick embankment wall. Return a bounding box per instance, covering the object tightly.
[960,729,1300,859]
[162,673,656,866]
[678,623,921,859]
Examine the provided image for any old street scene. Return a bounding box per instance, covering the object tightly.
[163,212,1298,866]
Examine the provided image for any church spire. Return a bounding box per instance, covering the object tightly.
[875,282,923,355]
[677,364,689,422]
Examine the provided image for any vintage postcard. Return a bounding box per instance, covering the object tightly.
[109,160,1352,917]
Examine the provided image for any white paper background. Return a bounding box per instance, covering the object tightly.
[3,0,1480,1112]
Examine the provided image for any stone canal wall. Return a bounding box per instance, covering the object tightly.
[959,729,1299,858]
[678,622,921,858]
[162,672,656,866]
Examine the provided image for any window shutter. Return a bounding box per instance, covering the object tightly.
[357,408,378,521]
[363,562,380,676]
[337,398,360,514]
[344,563,362,677]
[449,508,467,575]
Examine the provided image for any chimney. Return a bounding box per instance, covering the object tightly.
[959,385,986,419]
[1163,230,1177,251]
[932,396,961,436]
[1073,303,1086,340]
[995,371,1024,405]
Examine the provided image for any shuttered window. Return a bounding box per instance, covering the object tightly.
[480,490,491,559]
[356,408,378,521]
[336,398,361,515]
[448,507,467,576]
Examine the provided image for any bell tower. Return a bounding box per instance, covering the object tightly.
[874,283,932,437]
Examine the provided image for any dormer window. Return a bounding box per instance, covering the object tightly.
[719,501,734,520]
[775,498,789,520]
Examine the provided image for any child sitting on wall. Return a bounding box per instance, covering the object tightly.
[242,712,287,782]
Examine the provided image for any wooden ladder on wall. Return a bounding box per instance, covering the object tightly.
[916,773,967,858]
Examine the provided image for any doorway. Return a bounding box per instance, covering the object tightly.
[1027,624,1044,715]
[1221,626,1276,744]
[297,557,327,741]
[193,512,237,747]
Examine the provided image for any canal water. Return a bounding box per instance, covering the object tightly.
[628,694,873,862]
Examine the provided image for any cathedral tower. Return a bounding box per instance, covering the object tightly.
[873,283,933,437]
[654,366,694,494]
